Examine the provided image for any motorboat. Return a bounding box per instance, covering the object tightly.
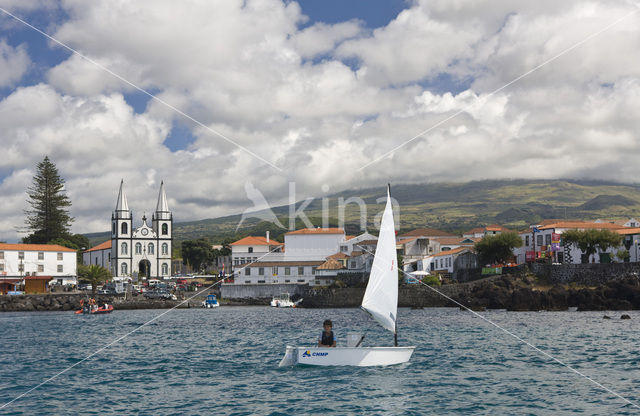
[270,293,302,308]
[202,294,220,308]
[75,304,114,314]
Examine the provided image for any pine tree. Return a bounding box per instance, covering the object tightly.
[24,156,74,243]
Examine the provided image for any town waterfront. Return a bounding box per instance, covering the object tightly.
[1,307,639,415]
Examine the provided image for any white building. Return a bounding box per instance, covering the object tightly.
[82,240,112,270]
[516,221,628,264]
[84,180,173,280]
[230,228,376,286]
[0,243,77,285]
[230,232,283,267]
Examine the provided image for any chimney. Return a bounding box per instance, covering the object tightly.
[266,231,270,243]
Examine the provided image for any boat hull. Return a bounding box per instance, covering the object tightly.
[279,346,415,367]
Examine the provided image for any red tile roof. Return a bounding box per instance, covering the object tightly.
[616,228,640,235]
[431,247,468,257]
[328,252,350,259]
[539,221,625,231]
[24,275,53,280]
[400,228,455,238]
[431,237,477,245]
[0,243,76,252]
[285,228,345,235]
[230,236,283,246]
[317,259,345,270]
[85,240,111,252]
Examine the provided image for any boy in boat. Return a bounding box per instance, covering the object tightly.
[318,319,336,347]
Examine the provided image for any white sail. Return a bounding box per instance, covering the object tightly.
[361,186,398,333]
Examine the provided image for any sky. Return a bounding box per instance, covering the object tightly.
[0,0,639,242]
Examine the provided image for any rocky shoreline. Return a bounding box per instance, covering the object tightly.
[0,293,206,312]
[4,274,640,312]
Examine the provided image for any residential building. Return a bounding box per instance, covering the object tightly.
[230,232,283,268]
[238,260,324,285]
[400,228,456,238]
[463,224,512,239]
[0,243,77,285]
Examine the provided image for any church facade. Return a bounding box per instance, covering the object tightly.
[84,180,173,280]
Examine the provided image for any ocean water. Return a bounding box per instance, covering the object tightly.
[1,307,639,415]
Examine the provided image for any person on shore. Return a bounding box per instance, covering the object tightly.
[318,319,336,347]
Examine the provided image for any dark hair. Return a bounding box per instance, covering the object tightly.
[323,319,332,327]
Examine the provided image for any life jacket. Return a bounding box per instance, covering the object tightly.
[320,330,334,346]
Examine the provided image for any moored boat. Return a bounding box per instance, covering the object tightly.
[202,294,220,308]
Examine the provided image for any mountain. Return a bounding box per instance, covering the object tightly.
[84,179,640,248]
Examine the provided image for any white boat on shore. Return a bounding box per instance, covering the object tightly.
[270,293,302,308]
[279,185,415,367]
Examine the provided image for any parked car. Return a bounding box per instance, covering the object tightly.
[144,290,177,300]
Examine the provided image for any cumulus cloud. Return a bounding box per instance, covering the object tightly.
[0,0,639,240]
[0,39,29,87]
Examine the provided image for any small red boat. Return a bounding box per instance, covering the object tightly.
[75,305,114,314]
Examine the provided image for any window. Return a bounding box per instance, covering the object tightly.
[285,279,290,283]
[135,243,142,255]
[245,280,251,284]
[38,264,44,273]
[545,234,551,246]
[18,252,24,260]
[248,247,253,253]
[240,257,246,264]
[121,222,128,234]
[18,263,24,272]
[0,252,3,260]
[108,253,111,261]
[298,267,304,275]
[285,267,290,275]
[121,242,128,255]
[0,264,4,272]
[234,259,239,265]
[121,263,128,275]
[536,235,543,246]
[57,265,63,273]
[161,263,169,275]
[57,252,63,261]
[148,243,154,255]
[311,267,316,275]
[525,235,530,246]
[350,261,356,269]
[297,279,305,283]
[38,252,44,260]
[112,223,116,235]
[258,267,264,275]
[245,268,250,276]
[162,243,168,255]
[257,280,265,283]
[162,223,168,235]
[340,245,348,252]
[272,266,278,275]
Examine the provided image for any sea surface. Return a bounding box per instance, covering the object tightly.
[1,307,639,415]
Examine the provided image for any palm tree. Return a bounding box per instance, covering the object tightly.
[78,264,111,295]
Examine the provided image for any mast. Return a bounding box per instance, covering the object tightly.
[390,183,398,347]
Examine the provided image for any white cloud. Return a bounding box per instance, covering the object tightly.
[0,39,29,87]
[0,0,639,240]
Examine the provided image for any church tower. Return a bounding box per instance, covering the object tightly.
[152,181,173,277]
[112,180,132,277]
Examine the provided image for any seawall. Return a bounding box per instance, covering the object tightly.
[0,293,202,312]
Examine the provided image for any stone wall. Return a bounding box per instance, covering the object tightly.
[301,275,505,308]
[0,293,187,312]
[531,262,640,285]
[220,283,308,300]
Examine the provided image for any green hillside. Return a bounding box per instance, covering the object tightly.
[85,179,640,247]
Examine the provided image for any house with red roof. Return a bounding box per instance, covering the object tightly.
[0,243,77,286]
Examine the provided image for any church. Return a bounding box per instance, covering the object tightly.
[83,181,173,280]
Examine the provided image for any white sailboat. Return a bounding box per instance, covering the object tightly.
[279,186,415,367]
